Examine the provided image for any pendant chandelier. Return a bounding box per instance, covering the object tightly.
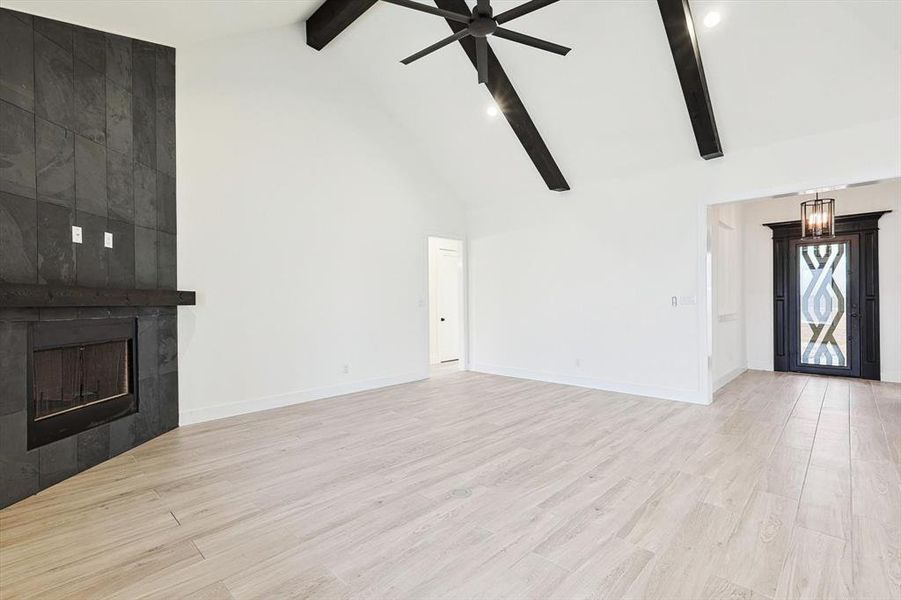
[801,192,835,239]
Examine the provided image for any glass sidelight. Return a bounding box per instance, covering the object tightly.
[798,242,849,367]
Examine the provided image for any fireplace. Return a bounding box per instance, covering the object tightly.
[28,319,138,450]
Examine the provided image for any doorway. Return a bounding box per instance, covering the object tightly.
[767,211,887,380]
[428,237,464,373]
[703,179,900,398]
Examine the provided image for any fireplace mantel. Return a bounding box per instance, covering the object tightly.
[0,284,196,308]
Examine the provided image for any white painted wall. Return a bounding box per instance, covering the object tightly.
[12,0,900,416]
[742,180,901,382]
[176,26,466,424]
[171,3,899,419]
[459,0,901,404]
[710,203,746,390]
[467,119,901,404]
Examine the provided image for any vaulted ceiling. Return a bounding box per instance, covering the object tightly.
[9,0,899,202]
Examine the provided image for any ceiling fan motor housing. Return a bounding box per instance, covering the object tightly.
[469,16,497,38]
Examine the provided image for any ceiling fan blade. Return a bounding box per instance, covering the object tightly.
[492,27,570,56]
[476,37,488,84]
[401,29,471,64]
[494,0,560,25]
[381,0,471,23]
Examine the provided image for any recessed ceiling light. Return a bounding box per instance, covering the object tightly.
[486,105,500,118]
[703,11,721,29]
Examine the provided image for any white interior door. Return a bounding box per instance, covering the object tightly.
[436,249,461,362]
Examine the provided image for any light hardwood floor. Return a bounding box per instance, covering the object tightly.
[1,370,899,599]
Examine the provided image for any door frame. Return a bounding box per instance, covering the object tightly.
[426,235,468,371]
[766,211,888,380]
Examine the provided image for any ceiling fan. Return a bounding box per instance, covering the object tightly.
[306,0,723,191]
[382,0,571,84]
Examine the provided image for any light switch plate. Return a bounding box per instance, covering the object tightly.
[71,225,82,244]
[104,232,114,248]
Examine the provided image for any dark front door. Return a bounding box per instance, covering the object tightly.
[767,211,887,381]
[788,235,860,377]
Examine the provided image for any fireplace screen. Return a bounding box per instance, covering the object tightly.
[28,319,137,449]
[33,341,131,420]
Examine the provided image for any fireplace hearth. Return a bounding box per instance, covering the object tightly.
[28,319,138,450]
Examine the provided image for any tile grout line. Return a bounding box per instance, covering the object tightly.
[848,380,856,592]
[763,373,810,464]
[772,375,826,592]
[32,21,39,282]
[190,539,206,560]
[864,379,896,464]
[791,377,827,505]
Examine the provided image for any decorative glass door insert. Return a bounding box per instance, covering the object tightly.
[798,242,849,367]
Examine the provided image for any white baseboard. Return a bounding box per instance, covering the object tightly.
[713,367,747,392]
[880,368,901,383]
[179,370,428,426]
[469,363,708,405]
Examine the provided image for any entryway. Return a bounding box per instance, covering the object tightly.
[766,211,887,380]
[428,237,464,373]
[705,178,900,394]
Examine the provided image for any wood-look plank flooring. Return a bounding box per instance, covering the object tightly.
[1,370,899,599]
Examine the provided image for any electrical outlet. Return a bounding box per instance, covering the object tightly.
[342,364,350,374]
[104,232,114,248]
[575,358,581,368]
[71,226,82,244]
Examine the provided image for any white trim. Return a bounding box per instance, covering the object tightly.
[881,368,901,384]
[462,236,471,371]
[713,366,747,392]
[747,361,773,372]
[697,201,714,405]
[178,370,427,426]
[469,363,708,405]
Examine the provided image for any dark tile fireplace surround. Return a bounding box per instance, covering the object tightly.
[0,8,184,508]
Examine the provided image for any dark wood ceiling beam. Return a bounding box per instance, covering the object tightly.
[306,0,379,51]
[657,0,723,159]
[435,0,570,192]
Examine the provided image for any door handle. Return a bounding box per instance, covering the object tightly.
[440,318,446,322]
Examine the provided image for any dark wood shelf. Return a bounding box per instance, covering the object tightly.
[0,284,196,308]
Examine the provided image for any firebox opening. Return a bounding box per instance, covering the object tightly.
[33,340,132,420]
[28,319,138,450]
